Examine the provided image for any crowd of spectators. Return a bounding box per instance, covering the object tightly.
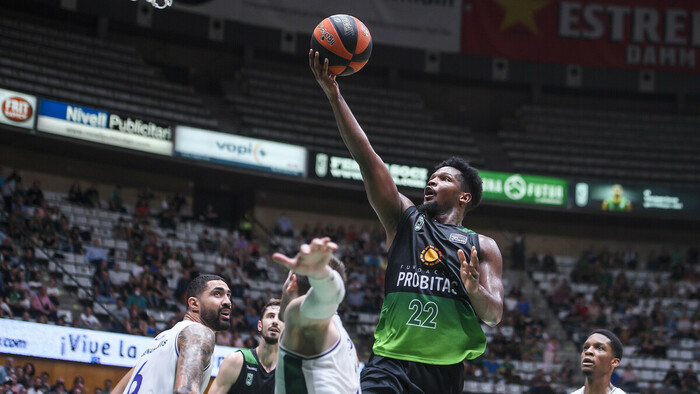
[5,171,700,393]
[527,245,700,392]
[0,356,114,394]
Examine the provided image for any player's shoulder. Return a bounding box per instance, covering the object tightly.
[477,234,500,253]
[569,387,584,394]
[178,322,215,347]
[219,350,245,374]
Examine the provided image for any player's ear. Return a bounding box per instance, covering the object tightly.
[460,192,472,206]
[611,358,620,368]
[257,319,263,333]
[188,296,199,312]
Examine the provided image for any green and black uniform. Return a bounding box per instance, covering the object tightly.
[603,198,630,211]
[361,206,486,394]
[228,348,275,394]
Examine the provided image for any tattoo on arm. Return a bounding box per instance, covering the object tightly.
[174,324,215,394]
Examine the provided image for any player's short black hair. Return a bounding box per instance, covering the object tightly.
[435,157,483,212]
[261,298,280,317]
[295,255,347,296]
[591,329,623,360]
[186,274,226,301]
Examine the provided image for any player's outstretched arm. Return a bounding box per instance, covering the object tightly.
[208,352,244,394]
[309,50,411,243]
[112,366,134,394]
[459,237,504,327]
[174,324,216,394]
[273,237,344,327]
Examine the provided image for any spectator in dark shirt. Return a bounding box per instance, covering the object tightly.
[67,182,83,205]
[83,182,100,208]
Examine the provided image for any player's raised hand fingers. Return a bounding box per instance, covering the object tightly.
[458,249,467,265]
[299,243,312,256]
[325,240,338,252]
[470,246,480,270]
[272,252,296,268]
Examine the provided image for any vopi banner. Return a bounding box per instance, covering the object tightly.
[462,0,700,73]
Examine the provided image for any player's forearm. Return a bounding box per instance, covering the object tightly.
[468,286,503,327]
[300,269,345,320]
[327,93,380,169]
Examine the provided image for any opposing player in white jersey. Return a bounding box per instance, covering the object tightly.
[272,237,361,394]
[113,274,232,394]
[570,329,627,394]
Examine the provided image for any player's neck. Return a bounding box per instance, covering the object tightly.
[584,375,615,394]
[182,311,203,325]
[430,209,464,227]
[256,341,278,372]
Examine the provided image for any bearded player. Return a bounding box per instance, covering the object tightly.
[209,299,283,394]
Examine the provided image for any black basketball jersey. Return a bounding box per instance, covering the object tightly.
[373,206,487,364]
[228,348,275,394]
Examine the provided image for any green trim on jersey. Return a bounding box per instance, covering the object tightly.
[282,355,308,394]
[240,349,258,365]
[456,227,476,234]
[373,292,486,364]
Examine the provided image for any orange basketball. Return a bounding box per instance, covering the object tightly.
[310,14,372,76]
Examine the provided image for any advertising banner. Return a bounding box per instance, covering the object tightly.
[573,181,699,216]
[175,126,307,177]
[174,0,462,51]
[0,88,37,129]
[462,1,700,73]
[0,319,237,376]
[309,151,429,189]
[36,99,173,156]
[480,170,568,206]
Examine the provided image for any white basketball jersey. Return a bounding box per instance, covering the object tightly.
[276,315,361,394]
[122,320,213,394]
[570,386,627,394]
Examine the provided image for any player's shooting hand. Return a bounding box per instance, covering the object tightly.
[309,49,339,99]
[272,237,338,280]
[459,246,480,295]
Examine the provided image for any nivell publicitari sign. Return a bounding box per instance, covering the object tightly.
[479,170,568,207]
[36,99,173,156]
[0,319,236,376]
[175,126,307,177]
[311,152,429,189]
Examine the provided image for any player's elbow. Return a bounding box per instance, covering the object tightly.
[483,303,503,327]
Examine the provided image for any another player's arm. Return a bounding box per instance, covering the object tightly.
[273,238,344,329]
[459,236,504,327]
[112,366,135,394]
[208,352,244,394]
[174,324,216,394]
[309,50,411,244]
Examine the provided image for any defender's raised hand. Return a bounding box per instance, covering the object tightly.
[272,237,338,280]
[459,246,481,295]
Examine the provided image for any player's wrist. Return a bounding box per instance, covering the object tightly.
[307,265,332,280]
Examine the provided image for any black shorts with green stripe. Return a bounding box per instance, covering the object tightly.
[360,353,464,394]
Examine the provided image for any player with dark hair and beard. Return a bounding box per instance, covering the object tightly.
[113,274,232,394]
[311,50,505,394]
[210,299,283,394]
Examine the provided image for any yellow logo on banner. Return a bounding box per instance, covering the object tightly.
[495,0,549,33]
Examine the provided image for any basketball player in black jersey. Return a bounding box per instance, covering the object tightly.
[310,50,505,394]
[209,299,283,394]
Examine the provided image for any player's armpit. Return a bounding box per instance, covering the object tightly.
[472,235,505,327]
[174,324,215,394]
[208,351,244,394]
